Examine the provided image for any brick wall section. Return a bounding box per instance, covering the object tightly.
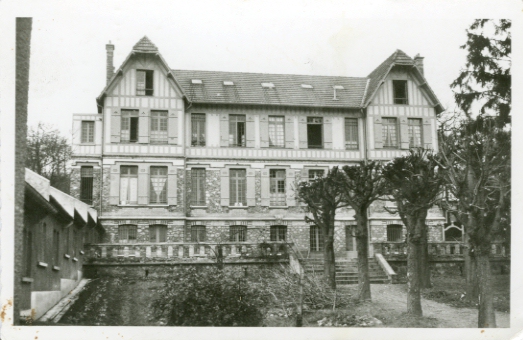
[69,166,101,208]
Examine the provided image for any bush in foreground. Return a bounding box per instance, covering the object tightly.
[153,267,268,326]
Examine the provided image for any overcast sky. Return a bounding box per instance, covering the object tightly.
[1,0,518,138]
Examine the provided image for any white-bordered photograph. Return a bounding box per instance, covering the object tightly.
[1,1,521,339]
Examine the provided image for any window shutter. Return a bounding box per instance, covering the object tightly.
[246,169,256,206]
[246,114,256,148]
[286,169,296,206]
[423,118,433,149]
[167,165,177,205]
[373,116,383,149]
[138,164,149,205]
[168,110,178,145]
[298,116,307,148]
[285,116,294,148]
[220,114,229,147]
[323,117,333,149]
[110,110,121,143]
[259,114,269,148]
[399,116,409,149]
[109,165,120,205]
[260,169,270,206]
[138,109,150,144]
[220,168,229,206]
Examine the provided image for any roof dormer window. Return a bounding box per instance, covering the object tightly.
[261,82,275,88]
[301,84,313,89]
[332,85,344,100]
[223,81,234,86]
[191,79,203,84]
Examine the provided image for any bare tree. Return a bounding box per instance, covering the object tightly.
[340,161,387,301]
[382,149,442,316]
[26,122,72,193]
[296,167,347,289]
[438,116,510,328]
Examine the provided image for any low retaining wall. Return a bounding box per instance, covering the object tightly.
[84,260,288,279]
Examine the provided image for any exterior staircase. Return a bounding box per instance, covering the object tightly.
[300,256,391,285]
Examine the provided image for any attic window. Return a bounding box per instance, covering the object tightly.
[191,79,203,84]
[301,84,313,89]
[223,81,234,86]
[261,82,275,88]
[332,85,344,100]
[137,70,154,96]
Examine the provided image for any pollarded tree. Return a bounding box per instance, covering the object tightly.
[296,167,347,289]
[382,149,442,316]
[438,116,510,328]
[340,161,387,301]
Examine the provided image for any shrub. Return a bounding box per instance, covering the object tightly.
[153,267,268,326]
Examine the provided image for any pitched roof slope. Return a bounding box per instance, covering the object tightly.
[172,69,368,108]
[132,36,158,52]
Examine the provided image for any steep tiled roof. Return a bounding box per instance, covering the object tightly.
[133,36,158,52]
[365,49,415,105]
[172,69,368,108]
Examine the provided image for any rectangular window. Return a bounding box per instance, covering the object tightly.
[382,118,398,148]
[229,169,247,206]
[307,117,323,148]
[310,225,324,251]
[80,166,94,205]
[24,229,32,277]
[408,118,423,148]
[270,169,286,206]
[150,166,168,204]
[387,224,403,242]
[191,113,206,146]
[150,110,168,144]
[270,225,287,242]
[119,225,138,243]
[41,222,47,261]
[121,109,139,143]
[149,225,167,243]
[230,225,247,242]
[191,168,206,206]
[81,121,95,143]
[344,118,359,149]
[120,166,138,204]
[308,169,325,181]
[393,80,408,104]
[268,116,285,148]
[346,225,355,251]
[191,226,207,242]
[229,115,246,147]
[136,70,154,96]
[53,230,60,265]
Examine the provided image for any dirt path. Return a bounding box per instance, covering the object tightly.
[371,284,510,328]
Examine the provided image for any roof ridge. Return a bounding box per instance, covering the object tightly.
[172,68,368,80]
[133,36,158,52]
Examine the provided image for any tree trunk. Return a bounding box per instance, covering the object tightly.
[476,249,496,328]
[323,229,336,289]
[418,213,431,288]
[355,212,371,301]
[464,225,479,302]
[406,216,422,316]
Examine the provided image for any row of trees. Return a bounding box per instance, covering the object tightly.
[296,19,510,328]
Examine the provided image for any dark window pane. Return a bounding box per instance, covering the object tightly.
[230,225,246,242]
[191,226,206,242]
[191,168,206,205]
[229,115,246,147]
[393,80,408,104]
[387,224,403,242]
[80,166,94,205]
[270,225,287,241]
[307,117,323,148]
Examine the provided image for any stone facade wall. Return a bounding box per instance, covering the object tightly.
[100,220,185,243]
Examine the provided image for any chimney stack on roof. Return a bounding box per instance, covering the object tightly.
[414,53,424,76]
[106,41,115,85]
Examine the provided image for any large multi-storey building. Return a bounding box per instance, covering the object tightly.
[70,37,459,262]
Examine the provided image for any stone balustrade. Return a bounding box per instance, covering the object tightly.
[85,241,291,262]
[373,241,509,260]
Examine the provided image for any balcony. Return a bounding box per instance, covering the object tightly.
[372,241,510,262]
[85,241,291,264]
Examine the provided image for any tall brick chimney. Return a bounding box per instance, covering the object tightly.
[106,41,115,85]
[414,53,424,76]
